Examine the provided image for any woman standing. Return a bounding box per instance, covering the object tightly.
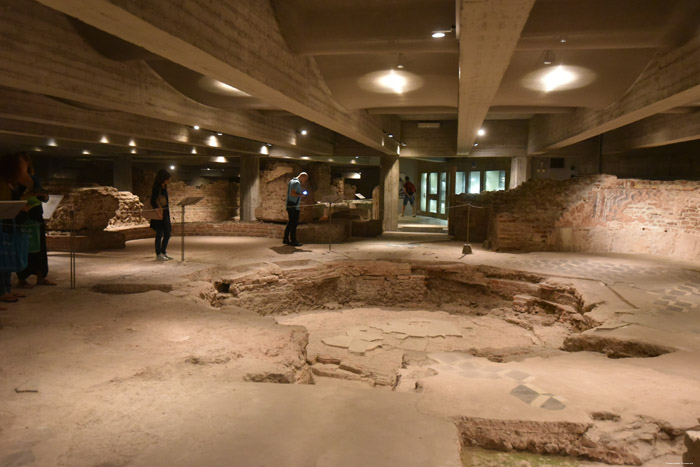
[0,153,32,305]
[17,154,55,288]
[150,169,173,261]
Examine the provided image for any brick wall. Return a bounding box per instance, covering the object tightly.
[461,175,700,261]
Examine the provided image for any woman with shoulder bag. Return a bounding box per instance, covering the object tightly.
[149,169,173,261]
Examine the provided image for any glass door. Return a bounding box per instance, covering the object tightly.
[419,171,448,219]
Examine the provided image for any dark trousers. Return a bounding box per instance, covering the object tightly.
[284,208,300,242]
[155,217,171,255]
[17,223,49,281]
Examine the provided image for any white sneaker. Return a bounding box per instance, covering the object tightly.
[163,254,174,260]
[156,254,168,261]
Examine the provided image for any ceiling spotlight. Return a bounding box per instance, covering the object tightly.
[193,125,200,130]
[170,165,176,170]
[100,135,109,143]
[400,142,407,147]
[543,50,556,65]
[32,147,42,152]
[387,133,394,138]
[477,128,485,137]
[395,53,405,70]
[473,143,479,147]
[191,147,197,154]
[300,129,308,136]
[82,150,91,155]
[216,132,223,136]
[378,70,408,94]
[432,31,446,38]
[130,148,137,154]
[260,145,269,155]
[47,138,57,147]
[559,35,567,43]
[265,143,273,147]
[128,139,136,147]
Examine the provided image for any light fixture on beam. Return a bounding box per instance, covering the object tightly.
[543,50,555,65]
[395,53,405,70]
[431,26,454,39]
[100,135,109,143]
[170,165,176,170]
[477,128,486,137]
[82,149,91,155]
[191,147,197,154]
[128,139,136,147]
[299,129,308,136]
[47,138,57,147]
[193,125,200,130]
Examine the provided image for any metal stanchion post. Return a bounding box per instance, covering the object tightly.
[69,209,76,289]
[181,205,185,262]
[462,204,473,255]
[328,202,332,252]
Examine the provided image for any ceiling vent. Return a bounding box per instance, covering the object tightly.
[417,122,440,129]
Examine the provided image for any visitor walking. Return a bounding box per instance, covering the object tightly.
[283,171,308,247]
[402,176,417,217]
[0,153,33,306]
[149,169,173,261]
[16,154,55,288]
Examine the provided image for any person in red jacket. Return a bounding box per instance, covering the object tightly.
[402,176,417,217]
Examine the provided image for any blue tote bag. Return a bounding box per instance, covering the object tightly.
[0,222,29,272]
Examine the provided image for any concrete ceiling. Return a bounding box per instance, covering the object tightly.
[1,0,700,161]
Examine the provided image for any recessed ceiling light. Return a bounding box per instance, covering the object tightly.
[477,128,485,137]
[32,147,42,152]
[351,159,356,164]
[396,53,405,70]
[215,156,227,163]
[193,125,200,130]
[387,133,394,138]
[559,35,567,43]
[131,148,137,154]
[191,147,197,154]
[100,136,109,143]
[432,31,446,38]
[47,138,57,147]
[300,130,308,136]
[128,139,136,147]
[170,165,175,170]
[216,132,223,136]
[82,150,91,154]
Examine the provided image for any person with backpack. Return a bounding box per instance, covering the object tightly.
[149,169,173,261]
[283,171,308,247]
[402,176,417,217]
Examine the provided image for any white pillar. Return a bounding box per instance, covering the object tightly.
[509,156,530,189]
[240,156,260,221]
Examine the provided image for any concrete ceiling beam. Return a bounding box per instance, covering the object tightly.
[456,0,535,156]
[602,110,700,154]
[0,2,333,156]
[35,0,397,155]
[528,32,700,154]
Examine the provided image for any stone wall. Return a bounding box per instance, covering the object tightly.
[462,175,700,261]
[255,160,344,223]
[47,187,145,232]
[134,170,239,223]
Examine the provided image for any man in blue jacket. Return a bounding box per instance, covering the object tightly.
[283,172,308,246]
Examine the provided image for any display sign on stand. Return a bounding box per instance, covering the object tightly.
[176,197,204,262]
[0,201,26,220]
[318,195,344,252]
[42,194,64,220]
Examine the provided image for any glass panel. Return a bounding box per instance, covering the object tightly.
[455,172,466,195]
[429,199,437,213]
[468,171,480,194]
[420,173,427,212]
[439,172,446,214]
[485,170,507,191]
[429,173,438,194]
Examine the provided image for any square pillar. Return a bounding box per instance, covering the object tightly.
[380,155,399,231]
[240,156,260,221]
[509,156,530,189]
[113,156,132,192]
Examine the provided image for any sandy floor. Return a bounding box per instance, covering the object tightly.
[1,233,698,466]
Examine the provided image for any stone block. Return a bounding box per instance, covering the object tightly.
[684,431,700,465]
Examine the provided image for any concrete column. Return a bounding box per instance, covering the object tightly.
[448,165,456,236]
[380,155,399,231]
[113,156,132,192]
[240,155,260,221]
[509,156,530,189]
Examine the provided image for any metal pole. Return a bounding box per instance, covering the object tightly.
[466,204,471,245]
[69,209,76,289]
[180,205,185,262]
[328,202,332,252]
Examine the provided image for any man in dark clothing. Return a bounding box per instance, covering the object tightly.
[402,176,417,217]
[283,172,308,247]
